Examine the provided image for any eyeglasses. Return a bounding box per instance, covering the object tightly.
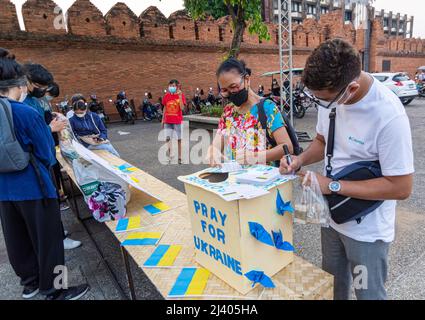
[218,74,246,98]
[304,85,349,109]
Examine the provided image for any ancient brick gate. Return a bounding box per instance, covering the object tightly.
[1,0,424,119]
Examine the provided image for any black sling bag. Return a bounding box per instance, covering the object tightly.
[325,107,384,224]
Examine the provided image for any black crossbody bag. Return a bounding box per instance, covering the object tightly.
[325,108,384,224]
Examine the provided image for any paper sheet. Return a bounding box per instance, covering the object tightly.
[72,140,160,200]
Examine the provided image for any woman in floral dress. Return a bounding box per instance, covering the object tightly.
[208,58,293,167]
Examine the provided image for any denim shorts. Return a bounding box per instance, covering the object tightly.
[164,123,182,140]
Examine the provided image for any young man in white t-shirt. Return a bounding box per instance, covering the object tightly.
[280,39,414,300]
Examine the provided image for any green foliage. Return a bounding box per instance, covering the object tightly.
[201,103,224,118]
[184,0,270,57]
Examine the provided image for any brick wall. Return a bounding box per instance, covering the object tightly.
[0,1,424,119]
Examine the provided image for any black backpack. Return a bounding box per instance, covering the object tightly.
[257,98,303,166]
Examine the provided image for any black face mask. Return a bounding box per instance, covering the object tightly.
[228,88,248,107]
[31,87,46,98]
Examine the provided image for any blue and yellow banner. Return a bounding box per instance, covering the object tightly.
[168,268,210,297]
[121,232,162,246]
[143,245,182,268]
[144,202,171,215]
[115,216,141,233]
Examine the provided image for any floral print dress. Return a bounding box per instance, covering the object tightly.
[217,100,285,161]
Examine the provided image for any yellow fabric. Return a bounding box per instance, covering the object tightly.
[186,268,210,295]
[158,245,182,266]
[126,232,161,240]
[127,216,141,230]
[153,202,171,211]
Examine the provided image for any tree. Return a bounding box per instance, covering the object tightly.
[184,0,270,58]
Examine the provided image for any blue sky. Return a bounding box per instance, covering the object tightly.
[10,0,425,38]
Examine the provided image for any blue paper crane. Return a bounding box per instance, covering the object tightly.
[276,190,294,216]
[272,230,294,252]
[244,270,275,288]
[248,222,274,247]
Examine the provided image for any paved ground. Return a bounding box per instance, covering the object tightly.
[1,98,425,300]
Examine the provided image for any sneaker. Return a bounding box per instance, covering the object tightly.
[64,237,82,250]
[22,281,39,299]
[60,202,70,211]
[45,284,90,301]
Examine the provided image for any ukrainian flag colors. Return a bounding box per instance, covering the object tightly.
[143,245,182,268]
[115,216,141,232]
[168,268,210,297]
[144,202,171,215]
[121,232,162,246]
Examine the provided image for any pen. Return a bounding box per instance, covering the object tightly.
[283,144,294,175]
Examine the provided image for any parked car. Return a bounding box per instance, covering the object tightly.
[372,72,418,106]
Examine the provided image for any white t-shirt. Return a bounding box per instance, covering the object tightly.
[316,76,414,243]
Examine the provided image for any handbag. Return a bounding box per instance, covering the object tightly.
[324,108,384,224]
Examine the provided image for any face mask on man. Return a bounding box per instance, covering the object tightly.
[75,112,86,118]
[169,86,177,94]
[45,95,54,102]
[18,87,28,103]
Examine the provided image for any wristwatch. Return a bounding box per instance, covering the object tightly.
[328,180,341,195]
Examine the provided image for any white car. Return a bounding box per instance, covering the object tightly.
[372,72,418,106]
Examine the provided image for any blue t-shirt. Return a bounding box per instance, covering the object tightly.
[24,94,45,117]
[0,99,58,201]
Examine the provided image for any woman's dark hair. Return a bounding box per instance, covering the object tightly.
[0,48,26,94]
[24,62,53,86]
[169,79,179,85]
[71,93,86,105]
[47,81,60,97]
[216,58,252,77]
[74,100,87,111]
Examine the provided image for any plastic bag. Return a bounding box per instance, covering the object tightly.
[88,182,127,222]
[294,171,330,227]
[72,158,131,222]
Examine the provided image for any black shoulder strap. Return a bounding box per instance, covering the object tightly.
[257,98,277,148]
[326,108,337,178]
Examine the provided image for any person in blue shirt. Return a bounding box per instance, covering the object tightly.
[0,48,88,300]
[69,98,120,157]
[24,64,82,250]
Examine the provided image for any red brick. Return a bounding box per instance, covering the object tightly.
[0,0,20,33]
[22,0,66,35]
[67,0,106,37]
[105,2,139,39]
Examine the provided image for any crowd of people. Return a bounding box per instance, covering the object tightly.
[0,37,416,301]
[0,48,89,300]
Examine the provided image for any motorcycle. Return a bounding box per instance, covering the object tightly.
[189,88,203,114]
[114,94,135,125]
[141,92,162,122]
[417,83,425,98]
[89,95,109,126]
